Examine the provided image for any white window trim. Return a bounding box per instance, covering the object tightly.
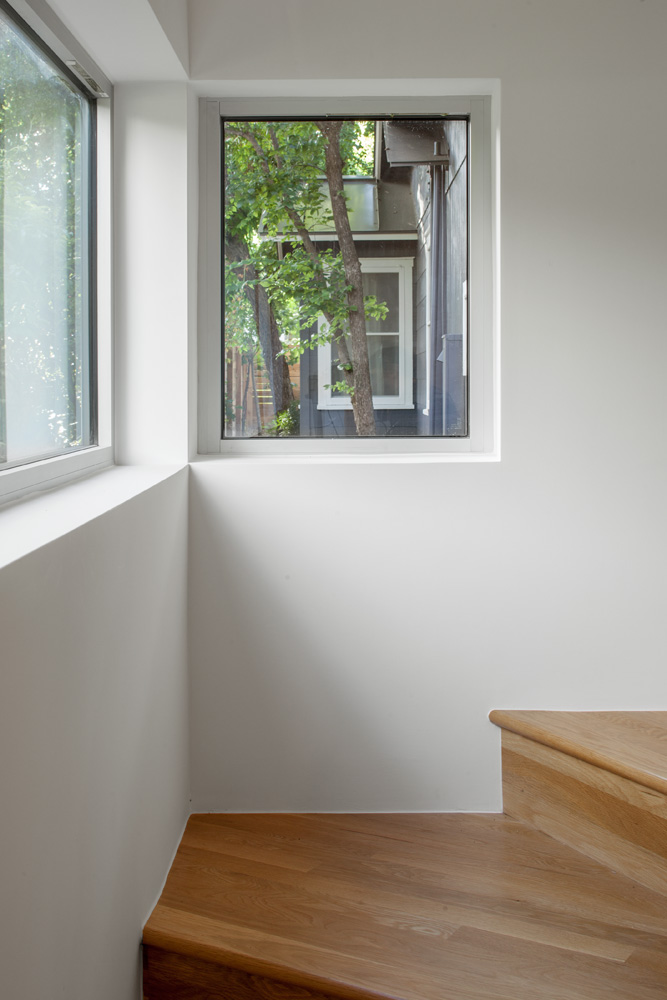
[318,258,414,411]
[199,91,499,460]
[0,0,113,506]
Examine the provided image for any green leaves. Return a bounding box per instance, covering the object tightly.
[223,260,257,353]
[325,379,354,398]
[225,121,324,241]
[338,119,375,176]
[264,400,300,437]
[224,120,383,373]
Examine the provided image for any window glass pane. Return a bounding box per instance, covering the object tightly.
[0,11,93,466]
[331,335,399,397]
[368,335,399,396]
[362,272,399,332]
[329,340,348,398]
[223,117,468,439]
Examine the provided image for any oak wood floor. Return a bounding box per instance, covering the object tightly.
[143,813,667,1000]
[489,711,667,795]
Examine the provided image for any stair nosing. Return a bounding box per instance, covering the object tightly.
[144,906,406,1000]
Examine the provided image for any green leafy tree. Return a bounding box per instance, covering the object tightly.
[0,16,89,462]
[224,119,384,436]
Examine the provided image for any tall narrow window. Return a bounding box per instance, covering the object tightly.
[223,117,468,439]
[0,5,95,468]
[317,259,413,411]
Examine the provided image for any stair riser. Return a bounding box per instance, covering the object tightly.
[501,729,667,898]
[143,947,345,1000]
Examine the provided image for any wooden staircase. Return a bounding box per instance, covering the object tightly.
[489,710,667,899]
[143,713,667,999]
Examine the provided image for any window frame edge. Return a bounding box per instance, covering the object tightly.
[0,0,113,504]
[198,92,499,460]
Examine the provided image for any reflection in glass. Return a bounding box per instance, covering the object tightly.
[0,12,92,465]
[363,272,399,332]
[368,335,399,396]
[331,335,399,397]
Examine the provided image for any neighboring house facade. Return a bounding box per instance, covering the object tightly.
[297,118,469,438]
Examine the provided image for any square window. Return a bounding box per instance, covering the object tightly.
[222,116,469,439]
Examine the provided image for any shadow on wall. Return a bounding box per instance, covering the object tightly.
[187,470,460,813]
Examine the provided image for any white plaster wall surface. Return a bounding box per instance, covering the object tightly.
[0,471,190,1000]
[187,0,667,84]
[114,84,192,466]
[45,0,186,81]
[147,0,190,74]
[188,0,667,811]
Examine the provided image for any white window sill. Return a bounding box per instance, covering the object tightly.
[207,441,500,463]
[0,463,187,570]
[0,446,114,508]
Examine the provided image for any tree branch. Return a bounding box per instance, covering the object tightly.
[317,120,375,435]
[225,127,270,173]
[227,124,353,377]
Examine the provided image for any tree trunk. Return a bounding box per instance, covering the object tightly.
[281,207,354,378]
[318,121,376,436]
[260,127,357,394]
[225,238,294,414]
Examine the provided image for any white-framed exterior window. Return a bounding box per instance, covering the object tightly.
[317,258,414,411]
[0,0,112,505]
[198,90,499,459]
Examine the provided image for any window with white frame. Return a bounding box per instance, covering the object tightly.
[0,1,102,481]
[318,259,413,410]
[222,115,471,441]
[198,95,496,455]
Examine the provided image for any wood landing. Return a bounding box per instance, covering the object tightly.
[143,812,667,1000]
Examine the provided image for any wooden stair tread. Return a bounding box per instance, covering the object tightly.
[489,711,667,795]
[143,813,667,1000]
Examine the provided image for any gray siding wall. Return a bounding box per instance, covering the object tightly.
[443,119,468,435]
[413,166,431,436]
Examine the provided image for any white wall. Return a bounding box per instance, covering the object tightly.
[0,7,195,999]
[146,0,189,73]
[46,0,186,82]
[1,0,666,992]
[114,83,193,467]
[0,5,198,1000]
[0,469,190,1000]
[188,0,667,811]
[4,13,667,1000]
